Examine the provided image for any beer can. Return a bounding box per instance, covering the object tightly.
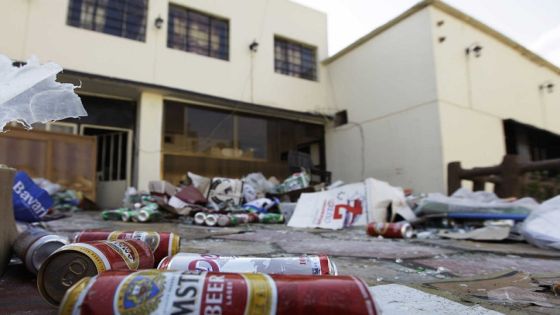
[135,203,160,223]
[205,213,219,226]
[158,253,338,275]
[119,209,139,222]
[37,239,154,306]
[73,230,181,265]
[233,212,258,224]
[216,214,238,227]
[59,270,380,315]
[194,212,207,225]
[366,221,413,239]
[258,213,285,224]
[12,227,68,274]
[101,208,129,221]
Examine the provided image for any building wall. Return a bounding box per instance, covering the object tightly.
[431,7,560,183]
[325,8,445,192]
[0,0,328,113]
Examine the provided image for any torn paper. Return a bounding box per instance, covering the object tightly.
[0,54,87,131]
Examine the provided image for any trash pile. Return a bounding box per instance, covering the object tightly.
[100,171,314,226]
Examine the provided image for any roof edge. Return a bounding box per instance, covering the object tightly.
[431,0,560,76]
[323,0,435,65]
[323,0,560,76]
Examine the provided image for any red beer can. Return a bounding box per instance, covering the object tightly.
[37,239,154,306]
[158,253,338,275]
[366,221,413,239]
[60,270,380,315]
[72,230,180,264]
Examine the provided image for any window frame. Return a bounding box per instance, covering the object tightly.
[66,0,148,42]
[167,4,230,61]
[274,36,318,81]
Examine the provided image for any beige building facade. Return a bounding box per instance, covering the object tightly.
[1,0,559,201]
[325,0,560,193]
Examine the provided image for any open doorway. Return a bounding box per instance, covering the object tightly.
[81,125,133,209]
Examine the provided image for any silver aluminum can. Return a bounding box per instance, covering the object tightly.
[205,214,218,227]
[194,212,207,225]
[158,253,338,275]
[12,226,68,274]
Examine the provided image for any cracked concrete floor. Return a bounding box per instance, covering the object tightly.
[1,211,559,314]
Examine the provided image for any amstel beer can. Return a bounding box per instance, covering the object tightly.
[37,239,154,306]
[73,230,181,265]
[12,227,68,274]
[59,270,380,315]
[158,253,338,275]
[366,221,413,239]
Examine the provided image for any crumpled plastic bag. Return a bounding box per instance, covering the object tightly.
[0,54,87,131]
[522,195,560,250]
[416,188,538,216]
[243,173,277,201]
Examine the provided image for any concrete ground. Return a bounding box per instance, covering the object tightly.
[1,211,559,314]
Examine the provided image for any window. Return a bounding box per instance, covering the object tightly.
[167,5,229,60]
[275,37,317,81]
[162,101,325,184]
[67,0,148,41]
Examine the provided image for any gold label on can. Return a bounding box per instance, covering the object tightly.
[108,231,161,253]
[242,273,276,315]
[106,240,140,270]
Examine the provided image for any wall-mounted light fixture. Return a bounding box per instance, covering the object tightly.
[249,40,259,52]
[155,16,164,29]
[465,43,483,57]
[539,82,555,93]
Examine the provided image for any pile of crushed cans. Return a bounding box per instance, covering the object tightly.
[100,173,295,227]
[14,225,381,314]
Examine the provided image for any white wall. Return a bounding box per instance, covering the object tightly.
[0,0,28,58]
[325,8,445,192]
[136,92,164,191]
[431,7,560,181]
[0,0,328,113]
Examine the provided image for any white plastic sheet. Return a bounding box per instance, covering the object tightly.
[522,196,560,250]
[416,188,538,215]
[0,55,86,131]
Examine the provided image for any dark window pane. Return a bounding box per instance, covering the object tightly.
[167,5,229,60]
[238,116,267,159]
[66,0,147,41]
[274,37,317,81]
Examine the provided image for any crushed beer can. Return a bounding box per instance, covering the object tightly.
[59,270,380,315]
[37,239,154,305]
[366,221,413,239]
[258,212,285,224]
[158,253,338,275]
[12,226,68,274]
[73,230,180,265]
